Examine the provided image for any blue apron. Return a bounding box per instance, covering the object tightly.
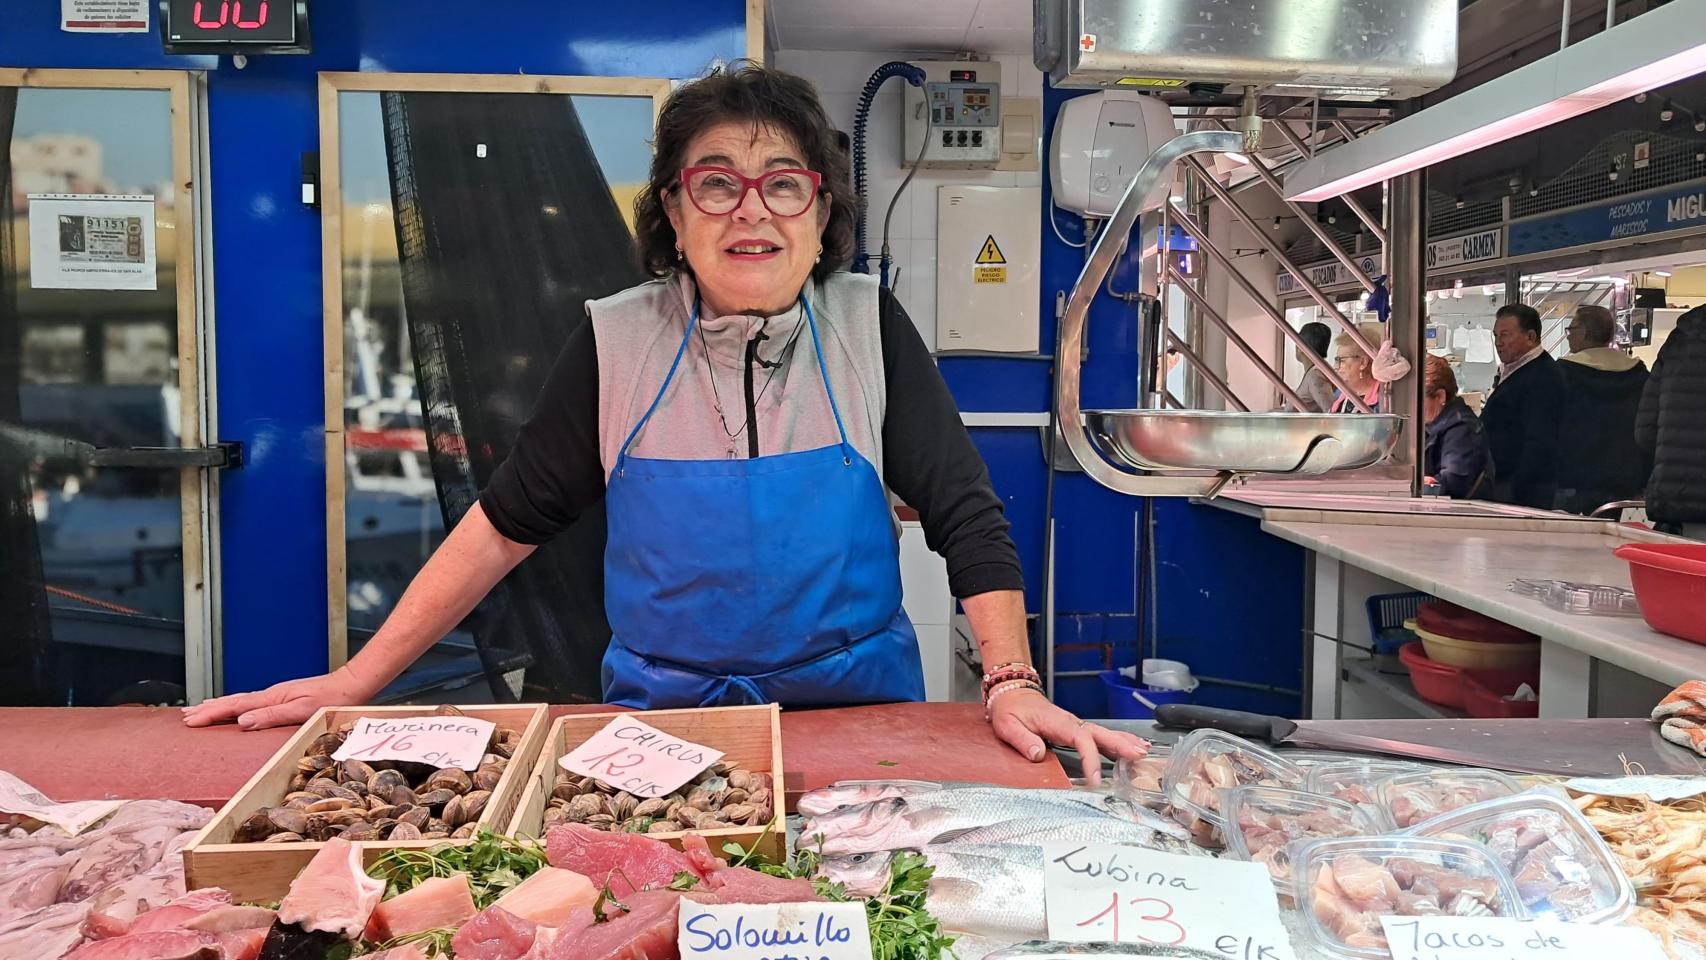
[600,295,926,709]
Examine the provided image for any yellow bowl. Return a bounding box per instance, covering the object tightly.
[1403,618,1540,670]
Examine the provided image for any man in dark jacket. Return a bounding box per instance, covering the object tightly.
[1481,303,1567,509]
[1556,304,1650,515]
[1636,304,1706,538]
[1423,354,1493,499]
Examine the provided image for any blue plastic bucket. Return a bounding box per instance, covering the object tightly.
[1099,669,1192,720]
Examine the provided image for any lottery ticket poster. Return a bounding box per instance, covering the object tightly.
[28,194,158,291]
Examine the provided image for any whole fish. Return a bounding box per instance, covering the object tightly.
[820,845,1047,941]
[986,944,1232,959]
[798,780,972,817]
[950,816,1194,852]
[801,792,1161,856]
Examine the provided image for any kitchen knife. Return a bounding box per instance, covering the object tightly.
[1150,704,1579,776]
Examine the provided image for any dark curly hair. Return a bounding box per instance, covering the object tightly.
[633,61,856,284]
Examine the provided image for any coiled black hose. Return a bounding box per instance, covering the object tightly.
[852,61,926,274]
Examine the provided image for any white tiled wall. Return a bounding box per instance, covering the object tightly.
[773,49,1046,345]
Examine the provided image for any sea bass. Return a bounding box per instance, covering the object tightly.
[801,792,1163,856]
[820,845,1047,941]
[797,780,979,817]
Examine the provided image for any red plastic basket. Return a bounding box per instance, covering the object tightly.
[1614,543,1706,646]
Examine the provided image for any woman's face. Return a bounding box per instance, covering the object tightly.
[1423,387,1447,424]
[666,120,829,317]
[1332,347,1373,390]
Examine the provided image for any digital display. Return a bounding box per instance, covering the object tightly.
[161,0,310,53]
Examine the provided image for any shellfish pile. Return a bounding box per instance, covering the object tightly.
[232,707,521,844]
[542,761,774,835]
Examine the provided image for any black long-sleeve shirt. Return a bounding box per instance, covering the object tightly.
[478,291,1024,598]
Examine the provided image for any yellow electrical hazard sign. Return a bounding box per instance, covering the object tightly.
[974,234,1007,283]
[1116,77,1187,88]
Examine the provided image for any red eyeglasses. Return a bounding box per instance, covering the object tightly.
[679,166,823,218]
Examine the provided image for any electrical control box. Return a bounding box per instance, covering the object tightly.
[904,61,1003,168]
[936,185,1041,353]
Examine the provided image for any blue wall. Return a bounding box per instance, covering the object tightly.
[0,0,746,694]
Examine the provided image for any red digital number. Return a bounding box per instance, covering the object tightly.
[234,1,268,28]
[193,0,229,28]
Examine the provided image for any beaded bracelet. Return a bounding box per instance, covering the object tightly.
[981,663,1041,700]
[983,678,1045,717]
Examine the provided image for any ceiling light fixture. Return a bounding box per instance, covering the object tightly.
[1282,3,1706,201]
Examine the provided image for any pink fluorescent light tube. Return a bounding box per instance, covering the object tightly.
[1284,3,1706,202]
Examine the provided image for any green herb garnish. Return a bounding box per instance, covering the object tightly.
[366,830,547,908]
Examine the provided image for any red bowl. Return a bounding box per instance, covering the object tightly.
[1398,641,1464,708]
[1615,543,1706,646]
[1416,600,1538,644]
[1461,674,1540,718]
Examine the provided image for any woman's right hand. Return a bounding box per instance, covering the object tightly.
[181,665,379,731]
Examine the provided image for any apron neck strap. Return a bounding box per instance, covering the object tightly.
[801,296,852,451]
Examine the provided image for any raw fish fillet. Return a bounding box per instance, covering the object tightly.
[492,867,599,926]
[62,929,221,960]
[546,889,681,960]
[275,836,384,940]
[364,873,476,941]
[452,905,538,960]
[680,835,821,903]
[127,888,233,935]
[1331,855,1400,905]
[181,906,277,935]
[545,824,704,899]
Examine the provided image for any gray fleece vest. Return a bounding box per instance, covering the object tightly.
[589,272,888,480]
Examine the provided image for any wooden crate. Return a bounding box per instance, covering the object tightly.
[508,705,785,864]
[183,703,548,902]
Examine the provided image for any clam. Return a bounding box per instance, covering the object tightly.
[435,705,467,717]
[426,818,449,834]
[336,721,356,736]
[685,787,716,811]
[427,768,471,794]
[609,792,639,821]
[306,732,343,757]
[416,788,458,810]
[263,831,305,843]
[287,773,310,794]
[285,795,317,812]
[235,811,277,843]
[728,769,754,792]
[398,806,431,830]
[389,822,422,841]
[473,766,505,793]
[297,755,334,775]
[649,820,683,834]
[492,742,515,760]
[461,790,491,823]
[443,795,468,830]
[374,817,399,836]
[452,823,477,839]
[421,830,450,840]
[585,814,616,830]
[389,784,417,807]
[342,820,380,841]
[304,814,334,841]
[553,777,579,803]
[721,803,757,824]
[543,807,568,826]
[305,798,354,814]
[366,798,395,817]
[566,794,604,823]
[632,797,670,820]
[338,759,376,784]
[267,807,309,836]
[747,787,773,811]
[720,788,749,807]
[305,778,341,799]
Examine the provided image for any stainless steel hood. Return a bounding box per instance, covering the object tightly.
[1035,0,1458,101]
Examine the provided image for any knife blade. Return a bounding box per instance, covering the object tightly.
[1150,704,1578,776]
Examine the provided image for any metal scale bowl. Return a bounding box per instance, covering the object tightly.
[1057,130,1403,496]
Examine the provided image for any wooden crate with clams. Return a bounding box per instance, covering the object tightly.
[508,704,785,863]
[183,703,548,902]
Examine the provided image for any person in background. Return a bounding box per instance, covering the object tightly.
[1327,323,1386,413]
[1422,354,1493,499]
[1636,303,1706,539]
[1480,303,1566,509]
[1294,321,1336,412]
[1556,304,1649,515]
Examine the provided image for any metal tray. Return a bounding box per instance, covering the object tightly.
[1083,410,1404,475]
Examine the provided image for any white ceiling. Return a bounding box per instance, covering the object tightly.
[766,0,1033,56]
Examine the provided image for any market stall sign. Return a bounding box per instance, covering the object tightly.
[160,0,311,54]
[1275,255,1380,296]
[1042,843,1297,960]
[559,715,726,799]
[1426,229,1502,270]
[1509,178,1706,257]
[331,715,496,771]
[678,900,872,960]
[1379,916,1666,960]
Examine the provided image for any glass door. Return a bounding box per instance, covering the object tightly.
[0,70,217,706]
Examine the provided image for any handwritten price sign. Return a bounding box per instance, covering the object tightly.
[678,900,871,960]
[331,716,495,771]
[1380,917,1667,960]
[1042,843,1297,960]
[558,716,725,799]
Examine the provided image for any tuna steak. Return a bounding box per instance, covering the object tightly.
[62,929,221,960]
[363,873,477,941]
[451,905,538,960]
[679,834,820,904]
[492,867,599,926]
[546,890,681,960]
[545,824,704,899]
[127,888,233,935]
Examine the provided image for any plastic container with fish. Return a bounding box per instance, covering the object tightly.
[1374,769,1522,829]
[1113,744,1172,808]
[1403,789,1632,924]
[1162,729,1304,845]
[1293,836,1527,960]
[1221,785,1386,895]
[1307,759,1427,818]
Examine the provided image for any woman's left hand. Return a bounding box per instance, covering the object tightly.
[989,688,1151,786]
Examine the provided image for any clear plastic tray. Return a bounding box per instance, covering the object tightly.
[1375,769,1522,829]
[1222,785,1386,893]
[1403,789,1633,924]
[1162,729,1305,845]
[1113,744,1171,808]
[1306,759,1428,827]
[1508,579,1642,617]
[1292,836,1526,960]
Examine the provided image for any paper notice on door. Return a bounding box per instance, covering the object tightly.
[0,771,126,836]
[28,195,158,291]
[1464,327,1497,364]
[61,0,149,32]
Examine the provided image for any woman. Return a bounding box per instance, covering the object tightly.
[1422,354,1493,499]
[1328,326,1384,413]
[185,65,1145,772]
[1294,321,1335,413]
